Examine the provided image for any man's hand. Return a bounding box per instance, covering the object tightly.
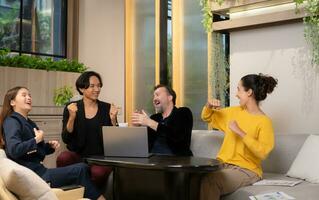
[48,140,60,150]
[131,110,159,131]
[206,99,221,109]
[228,120,245,138]
[131,110,149,126]
[34,128,44,144]
[67,103,78,119]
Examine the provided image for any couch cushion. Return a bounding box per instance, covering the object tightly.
[0,149,7,158]
[52,186,85,200]
[287,135,319,183]
[191,131,315,174]
[262,134,309,174]
[0,177,18,200]
[222,173,319,200]
[0,157,58,200]
[191,130,224,158]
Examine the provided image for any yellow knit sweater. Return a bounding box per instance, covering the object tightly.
[201,106,274,177]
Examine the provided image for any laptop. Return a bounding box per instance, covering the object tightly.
[102,126,151,158]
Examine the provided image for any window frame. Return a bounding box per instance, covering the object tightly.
[0,0,68,59]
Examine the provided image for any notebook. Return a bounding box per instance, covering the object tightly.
[102,126,150,158]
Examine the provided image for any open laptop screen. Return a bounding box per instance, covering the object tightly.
[102,126,150,158]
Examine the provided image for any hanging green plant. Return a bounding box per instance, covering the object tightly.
[199,0,213,33]
[294,0,319,66]
[199,0,225,33]
[210,32,229,107]
[53,86,74,106]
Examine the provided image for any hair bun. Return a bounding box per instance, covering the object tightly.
[259,73,278,94]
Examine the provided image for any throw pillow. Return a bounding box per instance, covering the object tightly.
[0,149,7,158]
[0,177,18,200]
[0,157,58,200]
[286,134,319,183]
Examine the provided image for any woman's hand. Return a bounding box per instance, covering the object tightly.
[229,120,246,138]
[206,99,221,109]
[48,140,60,150]
[67,103,78,119]
[34,128,44,144]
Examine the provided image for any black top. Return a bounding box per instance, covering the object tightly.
[148,107,193,156]
[3,112,54,176]
[61,99,113,156]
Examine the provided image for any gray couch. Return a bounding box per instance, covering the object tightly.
[191,130,319,200]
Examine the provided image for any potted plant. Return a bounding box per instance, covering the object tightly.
[53,86,74,106]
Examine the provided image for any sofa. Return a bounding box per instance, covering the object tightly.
[0,149,85,200]
[191,130,319,200]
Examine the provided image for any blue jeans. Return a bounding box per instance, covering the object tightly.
[42,162,101,200]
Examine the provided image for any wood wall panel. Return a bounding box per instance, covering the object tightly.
[0,67,79,112]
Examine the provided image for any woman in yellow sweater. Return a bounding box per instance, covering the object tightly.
[200,73,278,200]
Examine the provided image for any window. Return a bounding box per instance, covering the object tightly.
[0,0,67,59]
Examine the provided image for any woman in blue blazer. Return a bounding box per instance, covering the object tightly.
[0,86,106,200]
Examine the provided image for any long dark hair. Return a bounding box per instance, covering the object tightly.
[0,86,27,148]
[241,74,278,104]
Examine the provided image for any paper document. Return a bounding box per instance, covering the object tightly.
[253,179,302,187]
[249,191,295,200]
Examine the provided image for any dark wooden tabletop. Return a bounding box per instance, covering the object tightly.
[85,155,220,172]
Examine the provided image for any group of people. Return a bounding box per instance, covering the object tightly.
[0,70,277,200]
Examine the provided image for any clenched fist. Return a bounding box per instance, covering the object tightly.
[206,99,221,109]
[67,103,78,119]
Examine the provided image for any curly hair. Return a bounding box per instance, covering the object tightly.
[241,73,278,103]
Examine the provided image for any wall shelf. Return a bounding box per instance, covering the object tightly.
[210,0,305,31]
[211,0,294,14]
[212,8,305,31]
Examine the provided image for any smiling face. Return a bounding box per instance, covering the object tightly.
[10,88,32,114]
[81,75,101,101]
[153,87,173,113]
[236,80,252,107]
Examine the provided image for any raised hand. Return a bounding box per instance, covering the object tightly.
[67,103,78,119]
[34,128,44,144]
[131,110,150,126]
[110,103,119,120]
[206,99,221,109]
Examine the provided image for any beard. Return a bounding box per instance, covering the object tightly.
[155,105,164,114]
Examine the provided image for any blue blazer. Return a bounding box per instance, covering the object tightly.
[3,112,54,176]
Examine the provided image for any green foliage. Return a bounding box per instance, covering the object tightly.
[0,2,19,48]
[0,49,87,72]
[199,0,213,33]
[210,32,229,107]
[294,0,319,66]
[199,0,225,33]
[53,86,74,106]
